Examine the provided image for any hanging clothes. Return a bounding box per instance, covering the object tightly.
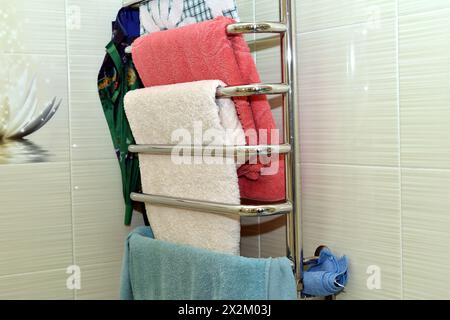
[139,0,239,34]
[131,17,286,203]
[97,7,147,225]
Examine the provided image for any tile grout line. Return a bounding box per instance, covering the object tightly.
[296,6,450,37]
[0,268,69,280]
[300,162,450,172]
[64,0,77,301]
[295,7,450,39]
[395,0,404,300]
[297,17,394,36]
[397,6,450,18]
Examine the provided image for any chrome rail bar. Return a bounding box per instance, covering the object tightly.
[131,193,293,217]
[129,143,291,156]
[281,0,303,293]
[217,83,289,97]
[124,22,287,54]
[226,22,287,34]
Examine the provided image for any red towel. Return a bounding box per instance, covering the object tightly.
[132,17,285,202]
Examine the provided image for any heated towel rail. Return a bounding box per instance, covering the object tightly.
[122,0,320,295]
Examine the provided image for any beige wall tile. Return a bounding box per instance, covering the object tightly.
[240,217,260,258]
[76,262,122,300]
[402,169,450,299]
[0,0,66,55]
[67,0,122,56]
[72,159,144,266]
[0,269,73,300]
[235,0,254,22]
[299,20,398,166]
[0,163,73,276]
[69,54,116,161]
[399,10,450,169]
[399,0,450,16]
[255,0,279,21]
[297,0,395,33]
[260,216,286,258]
[256,42,282,83]
[301,163,401,299]
[236,0,255,44]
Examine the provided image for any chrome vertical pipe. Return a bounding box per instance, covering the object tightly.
[280,0,302,292]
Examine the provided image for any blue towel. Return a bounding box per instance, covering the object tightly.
[302,248,349,297]
[120,226,297,300]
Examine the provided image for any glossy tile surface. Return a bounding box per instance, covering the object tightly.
[0,0,66,54]
[399,0,450,16]
[240,217,260,258]
[72,159,143,266]
[236,0,254,21]
[76,262,122,300]
[399,10,450,169]
[301,164,401,299]
[297,0,396,33]
[402,169,450,299]
[0,163,73,276]
[259,216,286,258]
[299,20,398,166]
[67,0,122,56]
[0,269,73,300]
[69,54,116,161]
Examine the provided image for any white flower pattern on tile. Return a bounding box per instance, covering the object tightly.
[0,70,61,141]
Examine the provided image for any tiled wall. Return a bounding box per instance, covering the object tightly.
[0,0,143,299]
[2,0,450,300]
[238,0,450,300]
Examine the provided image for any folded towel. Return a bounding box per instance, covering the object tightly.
[139,0,239,35]
[124,80,245,255]
[302,248,349,297]
[120,226,298,300]
[132,16,286,203]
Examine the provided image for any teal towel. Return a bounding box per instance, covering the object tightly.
[120,226,297,300]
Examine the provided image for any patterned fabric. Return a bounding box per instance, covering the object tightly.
[140,0,239,34]
[97,7,148,226]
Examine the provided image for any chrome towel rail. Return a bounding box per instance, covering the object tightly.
[123,22,287,54]
[128,144,291,157]
[124,83,289,99]
[226,22,287,34]
[217,83,289,97]
[131,193,293,218]
[123,0,313,295]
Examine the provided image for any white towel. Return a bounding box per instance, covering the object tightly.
[124,80,245,255]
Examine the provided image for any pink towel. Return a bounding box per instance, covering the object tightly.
[132,17,285,202]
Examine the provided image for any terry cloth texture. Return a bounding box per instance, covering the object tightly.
[120,226,298,300]
[132,16,286,203]
[124,80,245,255]
[140,0,239,34]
